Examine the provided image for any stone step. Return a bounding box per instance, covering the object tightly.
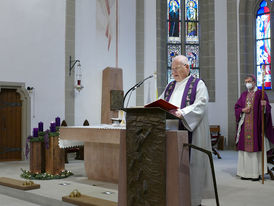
[0,193,40,206]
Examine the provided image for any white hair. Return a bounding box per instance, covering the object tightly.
[173,55,189,66]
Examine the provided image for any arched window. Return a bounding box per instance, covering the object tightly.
[256,0,272,89]
[167,0,200,82]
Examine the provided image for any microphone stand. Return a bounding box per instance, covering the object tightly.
[122,75,153,109]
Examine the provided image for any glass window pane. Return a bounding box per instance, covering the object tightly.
[185,22,199,43]
[256,1,272,89]
[256,39,271,65]
[256,13,270,40]
[168,20,180,38]
[186,45,199,68]
[185,0,199,21]
[168,69,174,83]
[168,0,181,20]
[168,0,181,37]
[257,1,270,15]
[168,45,182,67]
[257,65,272,90]
[260,0,267,7]
[190,69,199,78]
[168,22,181,43]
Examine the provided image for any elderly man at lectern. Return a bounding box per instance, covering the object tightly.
[159,55,213,206]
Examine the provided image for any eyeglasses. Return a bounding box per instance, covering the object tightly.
[171,64,186,71]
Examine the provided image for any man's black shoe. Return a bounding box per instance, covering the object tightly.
[251,177,260,181]
[240,177,250,180]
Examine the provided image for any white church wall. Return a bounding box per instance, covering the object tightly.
[0,0,66,133]
[74,0,136,125]
[208,0,228,141]
[118,0,137,107]
[144,0,157,105]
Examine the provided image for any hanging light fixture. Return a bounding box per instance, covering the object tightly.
[74,62,83,92]
[69,56,84,92]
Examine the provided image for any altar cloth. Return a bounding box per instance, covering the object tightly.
[58,124,126,148]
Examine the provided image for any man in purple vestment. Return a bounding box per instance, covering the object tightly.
[235,74,274,181]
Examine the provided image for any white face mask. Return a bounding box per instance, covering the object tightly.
[246,83,253,90]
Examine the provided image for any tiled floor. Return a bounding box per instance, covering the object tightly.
[0,151,274,206]
[203,150,274,206]
[0,194,40,206]
[0,155,117,206]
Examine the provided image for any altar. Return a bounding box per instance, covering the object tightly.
[59,125,126,183]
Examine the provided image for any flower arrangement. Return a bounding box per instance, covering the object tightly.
[21,168,73,180]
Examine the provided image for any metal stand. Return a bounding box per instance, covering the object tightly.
[182,143,220,206]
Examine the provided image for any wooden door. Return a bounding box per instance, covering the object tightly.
[0,89,22,161]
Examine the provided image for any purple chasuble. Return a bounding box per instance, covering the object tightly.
[235,89,274,152]
[164,75,200,143]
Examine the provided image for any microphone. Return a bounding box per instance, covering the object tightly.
[135,74,153,88]
[123,74,154,109]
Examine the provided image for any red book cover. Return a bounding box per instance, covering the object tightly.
[144,99,178,111]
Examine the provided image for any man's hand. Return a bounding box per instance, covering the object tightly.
[261,100,266,106]
[169,109,182,118]
[242,106,251,114]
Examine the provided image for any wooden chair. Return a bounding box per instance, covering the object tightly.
[267,148,274,180]
[266,127,274,180]
[210,125,222,159]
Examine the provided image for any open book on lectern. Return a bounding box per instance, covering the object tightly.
[145,99,178,110]
[144,99,180,120]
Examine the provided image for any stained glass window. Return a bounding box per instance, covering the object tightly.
[185,45,199,67]
[256,0,272,89]
[168,0,181,43]
[167,0,200,83]
[168,45,182,67]
[185,22,199,43]
[185,0,200,74]
[167,0,182,82]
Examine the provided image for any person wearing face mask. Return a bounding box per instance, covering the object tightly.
[159,55,214,206]
[235,74,274,181]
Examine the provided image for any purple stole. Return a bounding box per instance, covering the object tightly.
[164,75,200,144]
[244,91,255,152]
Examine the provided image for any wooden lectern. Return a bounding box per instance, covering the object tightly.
[118,107,191,206]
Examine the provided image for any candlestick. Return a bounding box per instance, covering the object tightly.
[38,122,43,132]
[33,128,38,137]
[55,117,61,127]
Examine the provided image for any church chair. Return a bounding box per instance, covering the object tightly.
[266,126,274,180]
[210,125,222,159]
[267,148,274,180]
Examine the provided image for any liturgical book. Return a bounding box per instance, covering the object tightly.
[145,99,186,121]
[145,99,178,111]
